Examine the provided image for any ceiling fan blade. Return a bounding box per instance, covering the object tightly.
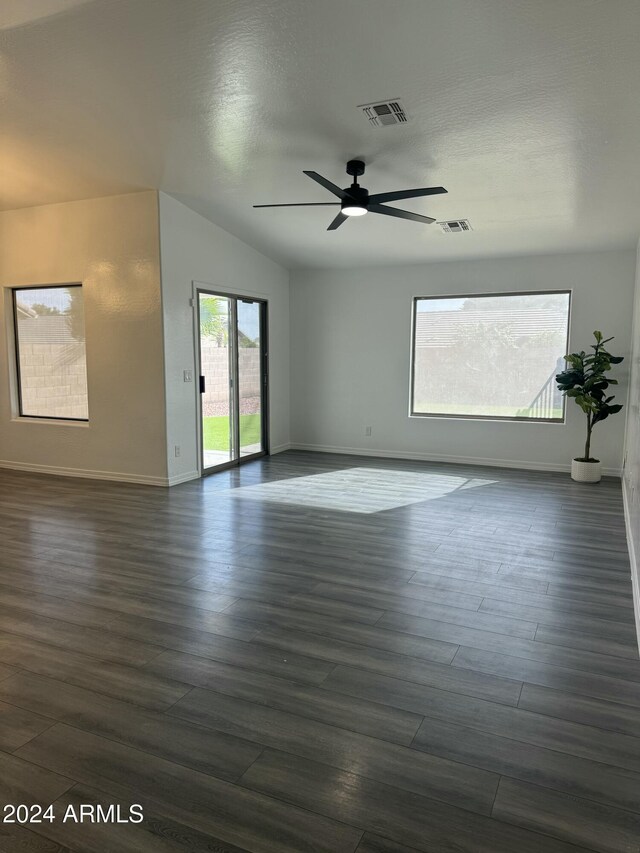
[303,171,349,200]
[327,211,348,231]
[368,186,447,204]
[253,202,340,208]
[369,203,435,224]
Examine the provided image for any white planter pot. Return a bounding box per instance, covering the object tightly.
[571,458,602,483]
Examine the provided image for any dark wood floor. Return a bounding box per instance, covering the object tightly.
[0,451,638,853]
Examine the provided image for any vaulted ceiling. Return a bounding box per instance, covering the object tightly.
[2,0,640,268]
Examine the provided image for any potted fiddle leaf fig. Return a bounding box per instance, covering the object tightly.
[556,331,624,483]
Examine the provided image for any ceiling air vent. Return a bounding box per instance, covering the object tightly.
[439,220,472,233]
[358,99,408,127]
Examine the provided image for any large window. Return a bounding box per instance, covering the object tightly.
[411,291,571,421]
[13,285,89,421]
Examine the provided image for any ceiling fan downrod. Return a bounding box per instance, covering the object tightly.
[342,160,369,217]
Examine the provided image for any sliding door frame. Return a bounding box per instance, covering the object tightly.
[236,296,269,464]
[194,283,269,477]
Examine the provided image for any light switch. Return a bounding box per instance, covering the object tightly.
[183,370,193,382]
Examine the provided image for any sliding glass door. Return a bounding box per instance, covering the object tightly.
[198,290,267,473]
[237,299,265,458]
[199,293,234,469]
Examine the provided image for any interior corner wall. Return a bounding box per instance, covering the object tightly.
[622,236,640,649]
[290,249,636,474]
[0,191,168,484]
[158,193,290,483]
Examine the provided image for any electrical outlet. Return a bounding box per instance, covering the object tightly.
[174,445,181,457]
[365,426,372,436]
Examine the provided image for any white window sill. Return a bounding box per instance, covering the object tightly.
[408,413,566,425]
[11,417,90,427]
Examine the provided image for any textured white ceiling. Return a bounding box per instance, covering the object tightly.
[2,0,640,268]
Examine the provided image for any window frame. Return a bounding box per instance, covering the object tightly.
[12,283,89,423]
[409,289,572,423]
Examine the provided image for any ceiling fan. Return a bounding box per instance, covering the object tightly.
[253,160,447,231]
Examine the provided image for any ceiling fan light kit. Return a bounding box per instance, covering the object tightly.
[342,204,367,216]
[254,160,447,231]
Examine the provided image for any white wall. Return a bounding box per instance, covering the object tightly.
[0,191,168,484]
[291,250,635,474]
[158,193,290,483]
[623,237,640,648]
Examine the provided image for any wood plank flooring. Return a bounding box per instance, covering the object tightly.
[0,450,638,852]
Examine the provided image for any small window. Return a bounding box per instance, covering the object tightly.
[13,285,88,421]
[411,291,571,421]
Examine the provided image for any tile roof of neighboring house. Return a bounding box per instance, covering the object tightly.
[16,314,79,345]
[415,309,568,348]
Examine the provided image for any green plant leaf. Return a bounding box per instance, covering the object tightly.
[565,355,583,367]
[560,332,623,434]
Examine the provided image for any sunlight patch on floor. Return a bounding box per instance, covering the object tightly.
[230,467,497,513]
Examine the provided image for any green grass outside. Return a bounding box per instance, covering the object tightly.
[203,414,262,451]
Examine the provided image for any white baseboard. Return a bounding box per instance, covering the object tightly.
[167,470,200,486]
[0,459,172,487]
[288,442,621,477]
[270,443,292,455]
[622,478,640,655]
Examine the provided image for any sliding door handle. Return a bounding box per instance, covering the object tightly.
[199,375,206,394]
